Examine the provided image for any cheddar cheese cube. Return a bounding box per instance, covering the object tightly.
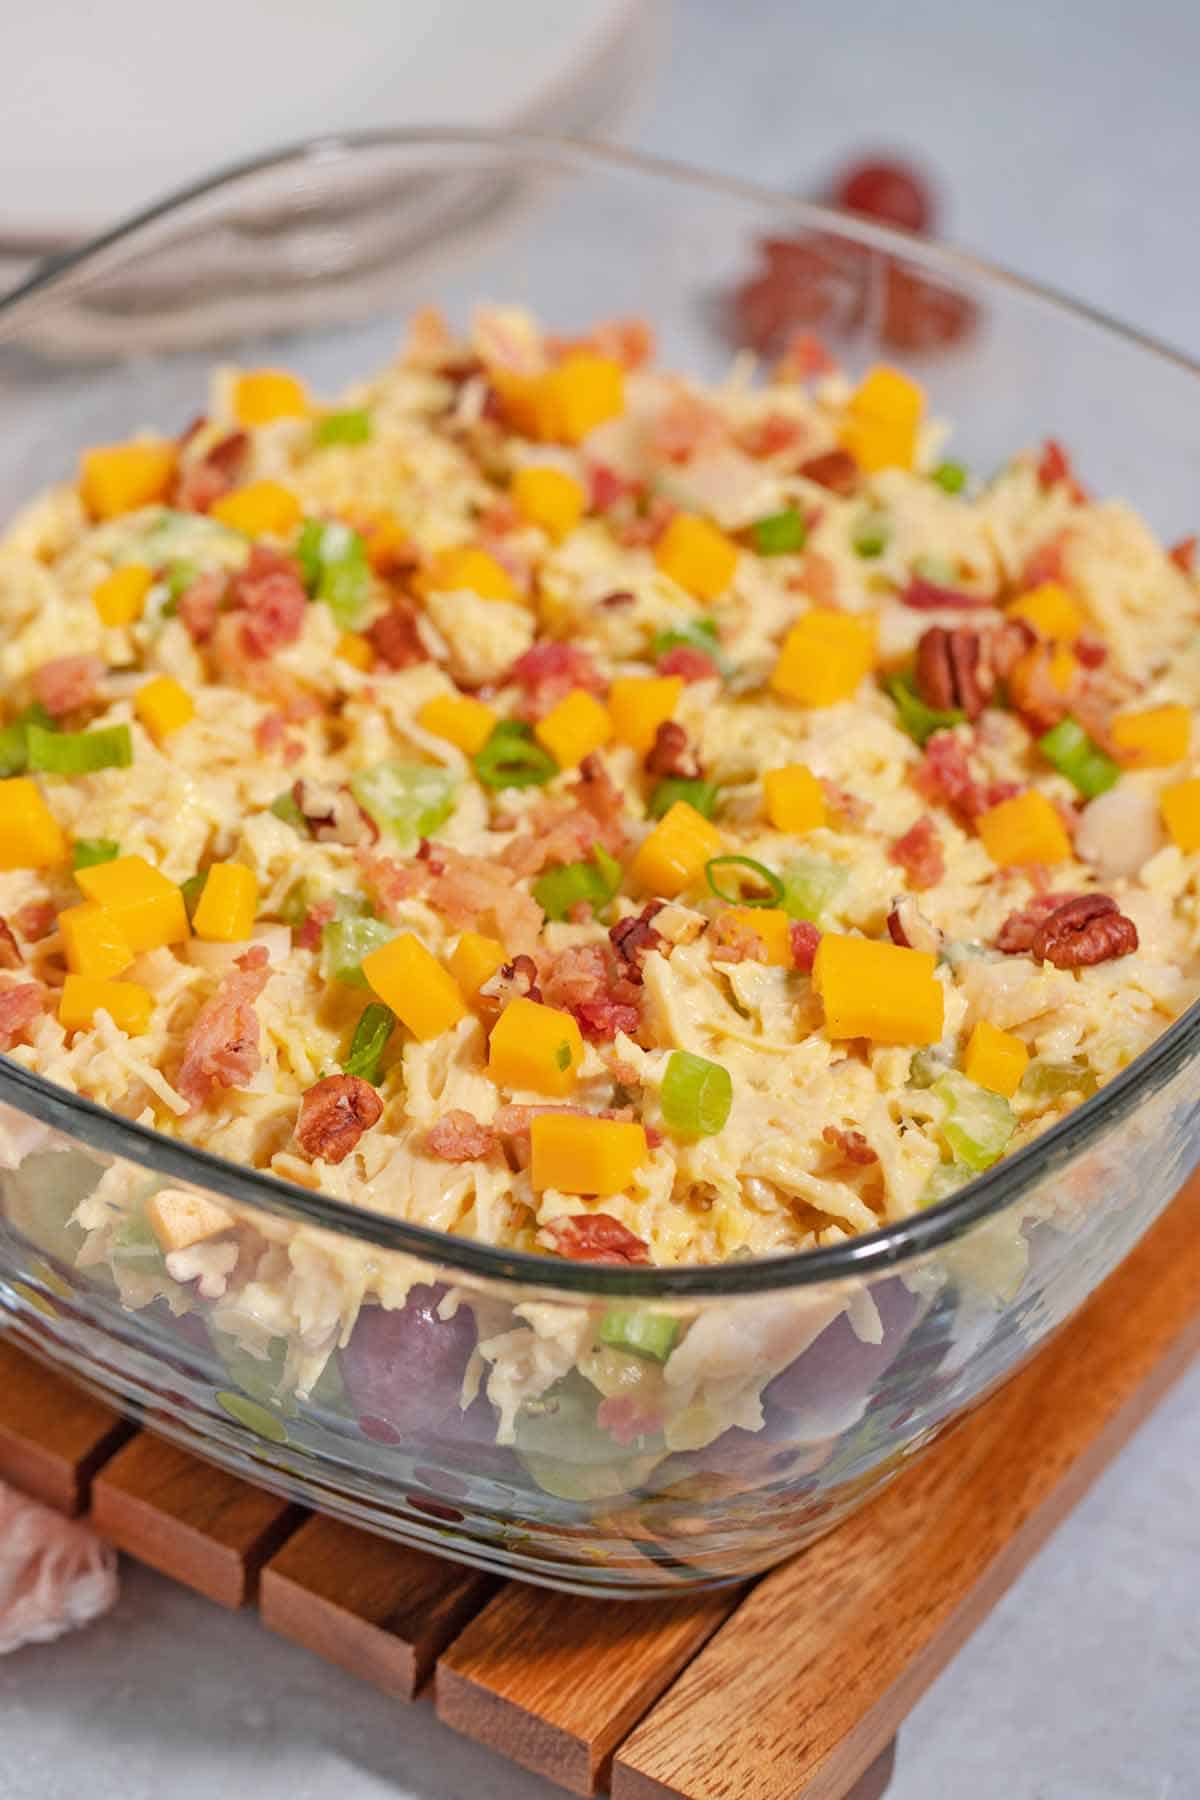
[534,688,611,768]
[629,800,722,898]
[763,763,826,834]
[415,547,517,605]
[1160,778,1200,852]
[977,790,1071,867]
[654,514,739,601]
[134,675,194,743]
[337,632,374,671]
[488,996,583,1097]
[511,465,585,539]
[93,564,154,628]
[210,480,302,538]
[0,779,67,871]
[360,932,467,1040]
[449,931,507,999]
[770,612,876,706]
[57,902,134,980]
[813,933,944,1044]
[838,366,924,473]
[721,906,793,966]
[530,1114,648,1195]
[59,974,153,1036]
[232,369,309,427]
[192,863,258,943]
[608,675,683,755]
[963,1020,1029,1098]
[1111,703,1190,768]
[1007,582,1084,642]
[418,693,498,757]
[75,855,190,952]
[79,442,176,520]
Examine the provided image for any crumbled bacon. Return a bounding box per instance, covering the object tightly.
[541,942,642,1043]
[0,919,22,970]
[597,1393,665,1446]
[899,575,994,611]
[176,570,227,645]
[609,903,664,976]
[1006,640,1075,733]
[710,911,768,963]
[913,730,984,822]
[426,1110,497,1162]
[31,656,103,719]
[1169,536,1197,575]
[819,778,868,827]
[1074,637,1108,670]
[789,549,839,608]
[1036,438,1087,501]
[0,984,44,1050]
[176,946,271,1111]
[232,546,307,657]
[173,430,249,513]
[549,317,654,370]
[510,640,605,720]
[255,712,286,754]
[775,329,837,381]
[294,899,336,952]
[541,1213,650,1265]
[890,816,945,890]
[651,389,729,463]
[798,448,860,496]
[359,847,542,954]
[739,412,810,461]
[789,920,821,971]
[822,1124,878,1165]
[614,493,677,549]
[1019,530,1070,590]
[367,600,428,670]
[13,900,56,943]
[644,720,701,780]
[656,644,719,683]
[598,588,636,609]
[501,757,628,880]
[587,464,639,512]
[995,891,1087,955]
[294,1074,383,1165]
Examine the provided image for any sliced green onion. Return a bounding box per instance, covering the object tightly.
[932,1074,1016,1172]
[598,1309,680,1362]
[350,761,456,844]
[651,616,725,670]
[342,1001,395,1084]
[648,777,720,821]
[179,872,207,920]
[1020,1058,1098,1101]
[704,854,784,908]
[473,720,558,790]
[278,879,309,927]
[321,913,394,986]
[661,1049,733,1136]
[779,855,847,925]
[269,790,310,834]
[314,408,372,447]
[161,559,200,615]
[0,725,29,778]
[908,1047,951,1089]
[886,672,965,747]
[751,506,807,557]
[852,513,890,558]
[72,837,120,870]
[1036,716,1119,799]
[26,723,132,775]
[533,845,623,922]
[931,461,967,496]
[297,518,371,628]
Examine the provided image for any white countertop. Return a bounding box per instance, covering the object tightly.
[5,2,1200,1794]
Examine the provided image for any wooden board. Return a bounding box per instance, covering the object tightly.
[260,1512,497,1699]
[0,1336,130,1515]
[610,1176,1200,1800]
[91,1431,304,1609]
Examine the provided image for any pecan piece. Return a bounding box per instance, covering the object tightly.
[295,1074,383,1165]
[886,894,943,954]
[798,448,860,495]
[609,903,664,978]
[914,626,990,719]
[1030,894,1138,969]
[644,720,702,780]
[291,780,379,846]
[480,953,542,1009]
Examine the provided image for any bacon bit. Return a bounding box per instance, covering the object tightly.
[822,1124,878,1165]
[0,983,44,1050]
[609,903,664,977]
[176,570,227,646]
[656,644,719,683]
[549,317,654,370]
[481,954,543,1010]
[651,389,729,464]
[359,847,542,955]
[788,548,839,609]
[31,655,103,719]
[598,588,636,609]
[587,464,639,512]
[1019,530,1070,590]
[995,891,1088,954]
[426,1109,497,1162]
[819,778,868,828]
[176,946,271,1111]
[478,496,520,539]
[173,430,249,513]
[1007,640,1075,734]
[597,1393,665,1446]
[913,731,984,823]
[294,898,336,952]
[542,942,642,1043]
[255,712,287,754]
[542,1213,651,1266]
[644,720,702,780]
[984,779,1023,810]
[1074,636,1108,670]
[739,412,811,461]
[295,1073,383,1166]
[1036,438,1087,501]
[710,911,768,964]
[798,448,860,496]
[13,900,56,943]
[615,493,678,550]
[790,920,821,971]
[989,618,1035,682]
[0,919,22,970]
[366,599,429,671]
[233,546,307,657]
[510,640,605,720]
[900,575,994,612]
[890,816,945,890]
[775,329,837,381]
[1169,536,1197,575]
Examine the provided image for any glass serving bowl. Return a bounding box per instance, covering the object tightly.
[1,130,1198,1597]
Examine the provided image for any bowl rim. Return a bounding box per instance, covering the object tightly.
[2,124,1199,1300]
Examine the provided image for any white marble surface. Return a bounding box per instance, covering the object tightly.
[5,2,1200,1796]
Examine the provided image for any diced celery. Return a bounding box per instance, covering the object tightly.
[314,409,371,447]
[350,761,456,844]
[648,777,720,820]
[297,518,371,628]
[779,854,847,925]
[533,846,623,921]
[1021,1058,1099,1101]
[920,1161,972,1207]
[661,1049,733,1136]
[278,879,309,927]
[598,1309,680,1362]
[932,1073,1016,1172]
[321,912,394,986]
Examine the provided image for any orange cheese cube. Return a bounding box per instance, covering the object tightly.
[192,863,258,943]
[0,778,67,871]
[488,996,583,1096]
[57,902,133,980]
[1111,703,1191,768]
[813,933,944,1045]
[530,1114,648,1196]
[608,675,683,755]
[232,369,309,427]
[838,366,924,473]
[75,855,189,952]
[59,974,153,1036]
[79,441,176,520]
[629,800,722,898]
[770,611,876,706]
[210,480,302,538]
[1007,582,1085,642]
[360,932,467,1041]
[550,353,626,443]
[977,790,1071,867]
[534,688,612,768]
[418,693,498,756]
[134,675,194,743]
[1160,778,1200,852]
[414,546,518,605]
[449,931,507,999]
[654,514,739,601]
[92,564,153,628]
[336,632,374,671]
[361,510,411,575]
[963,1020,1029,1098]
[511,465,585,539]
[722,906,793,966]
[764,763,827,834]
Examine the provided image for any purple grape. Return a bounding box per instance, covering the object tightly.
[339,1285,494,1446]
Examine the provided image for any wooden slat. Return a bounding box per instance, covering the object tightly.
[612,1177,1200,1800]
[0,1336,130,1514]
[91,1431,303,1609]
[260,1512,497,1699]
[436,1580,742,1796]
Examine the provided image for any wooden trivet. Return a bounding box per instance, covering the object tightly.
[3,1172,1199,1799]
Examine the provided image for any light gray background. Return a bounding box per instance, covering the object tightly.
[4,2,1200,1795]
